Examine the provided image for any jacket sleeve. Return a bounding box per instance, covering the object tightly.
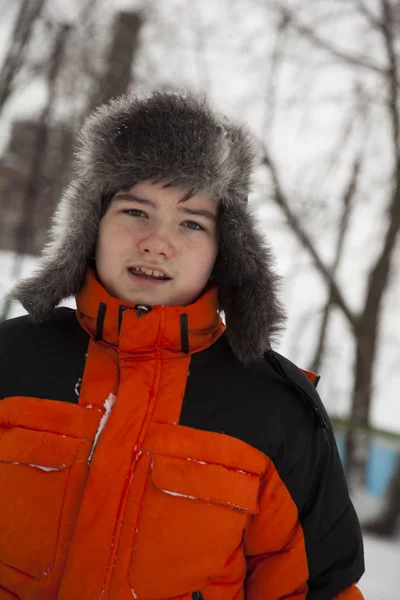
[333,585,364,599]
[243,352,365,600]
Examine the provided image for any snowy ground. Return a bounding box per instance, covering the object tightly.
[353,489,399,599]
[359,534,399,599]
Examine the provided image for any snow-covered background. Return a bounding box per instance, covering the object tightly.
[360,534,399,598]
[1,0,400,597]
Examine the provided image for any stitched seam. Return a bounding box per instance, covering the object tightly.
[127,453,155,584]
[100,312,165,597]
[141,450,262,476]
[0,585,21,599]
[0,424,90,442]
[0,441,84,581]
[145,452,258,512]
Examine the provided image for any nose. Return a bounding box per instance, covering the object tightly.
[138,226,174,257]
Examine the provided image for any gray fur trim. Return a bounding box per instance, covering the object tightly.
[215,203,286,363]
[10,90,285,362]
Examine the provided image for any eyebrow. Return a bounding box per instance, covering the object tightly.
[114,192,217,223]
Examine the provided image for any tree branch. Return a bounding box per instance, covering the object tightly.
[266,0,388,76]
[309,152,362,372]
[0,0,47,117]
[360,0,400,330]
[381,0,400,147]
[354,0,383,29]
[260,145,358,332]
[261,13,289,141]
[0,24,71,321]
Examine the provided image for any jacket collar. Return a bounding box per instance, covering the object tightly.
[76,269,225,357]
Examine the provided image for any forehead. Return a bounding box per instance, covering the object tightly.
[114,181,219,210]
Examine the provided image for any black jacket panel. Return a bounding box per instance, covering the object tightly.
[181,334,364,599]
[0,308,88,403]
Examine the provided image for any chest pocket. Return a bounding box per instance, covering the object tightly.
[0,426,88,582]
[128,453,260,599]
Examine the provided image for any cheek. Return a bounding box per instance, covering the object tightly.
[97,221,136,257]
[96,221,122,275]
[205,237,218,269]
[95,226,107,266]
[188,239,218,278]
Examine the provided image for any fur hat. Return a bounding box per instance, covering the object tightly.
[10,91,285,363]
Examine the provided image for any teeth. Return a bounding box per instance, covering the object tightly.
[131,266,168,279]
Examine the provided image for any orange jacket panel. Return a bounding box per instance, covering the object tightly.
[0,271,364,599]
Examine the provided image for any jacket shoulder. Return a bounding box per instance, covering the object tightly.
[0,308,89,403]
[183,336,330,450]
[0,306,74,332]
[264,348,328,428]
[184,336,335,486]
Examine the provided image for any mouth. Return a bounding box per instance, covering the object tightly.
[128,266,171,281]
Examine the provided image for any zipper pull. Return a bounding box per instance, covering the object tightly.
[134,304,152,319]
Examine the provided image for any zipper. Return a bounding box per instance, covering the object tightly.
[265,350,328,429]
[192,593,204,600]
[134,304,152,319]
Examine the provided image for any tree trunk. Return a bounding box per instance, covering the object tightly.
[0,0,46,116]
[345,316,377,485]
[86,11,142,115]
[0,25,71,322]
[309,156,360,373]
[261,2,400,490]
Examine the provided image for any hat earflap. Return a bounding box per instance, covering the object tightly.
[215,201,286,363]
[9,182,99,321]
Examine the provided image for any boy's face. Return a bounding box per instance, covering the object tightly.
[96,181,219,307]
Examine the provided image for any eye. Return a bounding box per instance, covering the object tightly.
[183,220,205,231]
[123,208,147,218]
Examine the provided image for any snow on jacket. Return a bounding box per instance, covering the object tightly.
[0,269,364,599]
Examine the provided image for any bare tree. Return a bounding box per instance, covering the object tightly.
[85,11,143,115]
[50,7,144,204]
[0,0,47,117]
[258,0,400,486]
[0,23,71,321]
[261,146,358,328]
[309,151,361,373]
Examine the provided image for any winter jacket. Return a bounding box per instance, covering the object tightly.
[0,269,364,600]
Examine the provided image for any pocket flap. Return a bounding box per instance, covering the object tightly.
[0,427,80,470]
[151,454,259,513]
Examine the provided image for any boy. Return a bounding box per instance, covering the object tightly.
[0,91,364,599]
